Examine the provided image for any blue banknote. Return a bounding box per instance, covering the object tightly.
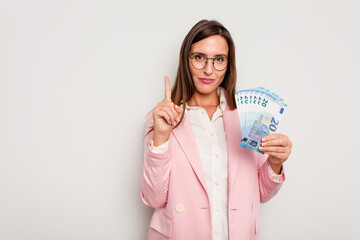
[235,87,287,154]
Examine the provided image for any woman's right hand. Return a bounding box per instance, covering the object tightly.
[152,76,183,146]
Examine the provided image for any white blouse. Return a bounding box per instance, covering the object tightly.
[149,87,283,240]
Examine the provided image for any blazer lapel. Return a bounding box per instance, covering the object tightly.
[172,114,208,195]
[223,107,241,187]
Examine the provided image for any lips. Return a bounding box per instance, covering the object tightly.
[199,78,214,84]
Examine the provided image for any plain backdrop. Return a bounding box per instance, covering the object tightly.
[1,0,360,239]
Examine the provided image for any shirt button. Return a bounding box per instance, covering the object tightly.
[215,154,219,158]
[210,132,214,137]
[175,204,185,213]
[215,182,219,186]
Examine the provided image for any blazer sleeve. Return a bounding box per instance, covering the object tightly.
[140,111,171,209]
[257,153,285,203]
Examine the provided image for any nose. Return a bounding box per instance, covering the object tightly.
[203,59,214,75]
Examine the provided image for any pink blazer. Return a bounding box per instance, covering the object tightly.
[141,100,284,240]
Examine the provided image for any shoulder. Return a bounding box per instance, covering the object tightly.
[146,110,153,121]
[145,110,155,133]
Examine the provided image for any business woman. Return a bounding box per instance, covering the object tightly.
[141,19,292,240]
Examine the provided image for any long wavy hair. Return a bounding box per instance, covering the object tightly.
[148,19,237,134]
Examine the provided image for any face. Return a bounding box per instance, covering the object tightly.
[189,35,229,97]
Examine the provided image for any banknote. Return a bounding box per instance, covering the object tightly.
[235,87,287,154]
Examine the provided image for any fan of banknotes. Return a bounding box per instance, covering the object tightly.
[235,87,287,154]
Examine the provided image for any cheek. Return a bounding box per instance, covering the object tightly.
[217,71,227,81]
[189,66,200,79]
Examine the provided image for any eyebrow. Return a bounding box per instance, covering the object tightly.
[190,52,228,57]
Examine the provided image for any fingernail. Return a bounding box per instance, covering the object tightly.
[261,142,266,146]
[176,117,180,122]
[259,146,263,150]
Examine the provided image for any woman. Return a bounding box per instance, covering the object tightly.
[141,19,292,240]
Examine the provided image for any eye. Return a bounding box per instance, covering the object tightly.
[215,57,225,62]
[194,55,205,61]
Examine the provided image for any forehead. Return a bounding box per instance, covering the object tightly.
[190,35,229,56]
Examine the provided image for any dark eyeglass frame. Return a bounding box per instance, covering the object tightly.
[189,54,229,71]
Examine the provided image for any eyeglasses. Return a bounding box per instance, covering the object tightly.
[189,54,228,71]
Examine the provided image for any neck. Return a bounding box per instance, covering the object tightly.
[188,90,219,108]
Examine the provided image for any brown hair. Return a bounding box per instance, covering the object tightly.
[147,19,237,134]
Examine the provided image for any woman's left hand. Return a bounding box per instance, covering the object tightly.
[259,133,292,174]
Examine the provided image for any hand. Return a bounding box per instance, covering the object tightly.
[152,76,183,146]
[259,133,292,174]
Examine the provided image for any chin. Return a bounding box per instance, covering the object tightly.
[194,83,219,95]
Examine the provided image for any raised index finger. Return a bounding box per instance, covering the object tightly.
[164,75,171,101]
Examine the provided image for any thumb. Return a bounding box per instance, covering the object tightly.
[174,104,183,113]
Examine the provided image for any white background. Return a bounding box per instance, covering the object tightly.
[1,0,360,239]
